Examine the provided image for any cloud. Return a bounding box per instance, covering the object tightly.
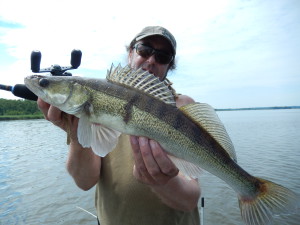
[0,0,228,78]
[0,0,299,107]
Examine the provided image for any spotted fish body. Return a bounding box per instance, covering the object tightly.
[25,65,298,225]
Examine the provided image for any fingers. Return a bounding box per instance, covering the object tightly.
[37,98,80,144]
[38,98,63,124]
[130,136,179,185]
[149,140,179,177]
[37,98,69,128]
[130,136,154,184]
[48,105,64,124]
[37,98,50,117]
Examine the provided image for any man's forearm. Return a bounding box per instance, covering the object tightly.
[150,173,200,212]
[66,141,101,191]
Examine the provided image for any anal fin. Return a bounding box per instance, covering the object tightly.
[168,155,203,180]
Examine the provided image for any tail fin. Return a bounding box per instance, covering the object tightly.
[238,178,299,225]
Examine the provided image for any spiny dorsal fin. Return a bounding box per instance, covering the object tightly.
[179,103,237,162]
[106,64,176,106]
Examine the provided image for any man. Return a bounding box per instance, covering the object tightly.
[38,26,201,225]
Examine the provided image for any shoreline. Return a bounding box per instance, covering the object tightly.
[215,106,300,111]
[1,106,299,121]
[0,115,44,121]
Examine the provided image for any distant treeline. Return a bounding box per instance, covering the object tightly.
[0,98,41,116]
[216,106,300,111]
[1,98,299,117]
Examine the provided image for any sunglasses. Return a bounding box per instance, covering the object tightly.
[133,43,174,65]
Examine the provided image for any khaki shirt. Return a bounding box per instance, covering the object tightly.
[95,134,200,225]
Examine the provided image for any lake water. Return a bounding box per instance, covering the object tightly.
[0,109,299,225]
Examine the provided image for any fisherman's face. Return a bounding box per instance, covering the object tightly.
[128,36,173,81]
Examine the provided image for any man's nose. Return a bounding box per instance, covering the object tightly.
[146,54,156,64]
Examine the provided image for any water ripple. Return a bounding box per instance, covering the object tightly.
[1,110,300,224]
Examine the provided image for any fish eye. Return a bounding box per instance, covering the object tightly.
[39,78,49,88]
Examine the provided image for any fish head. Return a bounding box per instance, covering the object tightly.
[24,75,89,115]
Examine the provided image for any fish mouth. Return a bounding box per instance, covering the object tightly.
[25,75,73,108]
[24,75,47,97]
[25,74,44,84]
[24,75,54,104]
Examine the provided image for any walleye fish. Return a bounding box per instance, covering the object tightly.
[25,65,298,225]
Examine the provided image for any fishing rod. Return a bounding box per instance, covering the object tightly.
[0,49,82,101]
[200,197,204,225]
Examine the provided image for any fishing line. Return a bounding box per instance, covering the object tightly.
[76,206,97,218]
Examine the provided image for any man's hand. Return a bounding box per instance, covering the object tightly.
[130,136,179,186]
[130,135,200,211]
[37,98,79,142]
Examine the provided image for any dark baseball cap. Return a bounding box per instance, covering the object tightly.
[131,26,177,55]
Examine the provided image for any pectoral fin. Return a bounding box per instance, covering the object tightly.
[90,124,121,157]
[77,116,121,156]
[78,115,92,148]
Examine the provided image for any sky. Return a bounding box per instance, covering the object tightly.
[0,0,299,108]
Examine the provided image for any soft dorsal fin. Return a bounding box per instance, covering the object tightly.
[106,64,176,106]
[179,103,237,162]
